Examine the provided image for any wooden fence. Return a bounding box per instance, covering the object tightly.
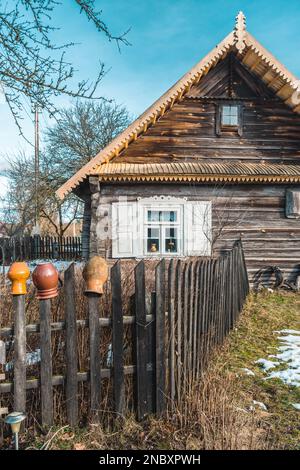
[0,240,249,429]
[0,235,82,264]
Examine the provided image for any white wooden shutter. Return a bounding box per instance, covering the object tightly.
[184,201,212,256]
[112,202,139,258]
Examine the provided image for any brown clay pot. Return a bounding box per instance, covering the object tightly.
[7,261,30,295]
[32,262,59,300]
[82,256,108,295]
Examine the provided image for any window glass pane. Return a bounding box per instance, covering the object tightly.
[147,227,159,253]
[161,210,177,222]
[222,115,232,125]
[221,105,239,126]
[147,210,160,222]
[164,227,178,253]
[230,105,238,116]
[230,114,238,125]
[148,210,177,222]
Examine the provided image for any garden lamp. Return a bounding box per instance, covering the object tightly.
[5,411,26,450]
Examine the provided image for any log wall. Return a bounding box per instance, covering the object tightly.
[90,182,300,285]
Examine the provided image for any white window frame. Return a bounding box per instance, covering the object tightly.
[111,196,212,258]
[143,205,182,256]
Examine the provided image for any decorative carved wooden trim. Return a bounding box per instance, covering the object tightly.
[234,11,247,53]
[98,174,300,184]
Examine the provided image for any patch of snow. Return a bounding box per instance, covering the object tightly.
[255,358,279,371]
[256,329,300,388]
[266,369,300,387]
[241,368,255,376]
[291,403,300,410]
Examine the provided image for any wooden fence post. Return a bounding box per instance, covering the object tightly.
[192,261,200,380]
[64,263,78,427]
[182,262,190,392]
[196,260,205,377]
[155,259,166,415]
[13,295,26,414]
[40,298,54,427]
[168,259,176,404]
[175,259,183,400]
[88,293,101,419]
[188,261,195,385]
[111,260,125,417]
[135,261,148,420]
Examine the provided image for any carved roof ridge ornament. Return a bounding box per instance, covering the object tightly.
[234,11,246,52]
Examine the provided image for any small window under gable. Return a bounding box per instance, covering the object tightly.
[216,102,243,137]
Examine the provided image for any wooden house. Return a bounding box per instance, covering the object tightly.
[57,12,300,283]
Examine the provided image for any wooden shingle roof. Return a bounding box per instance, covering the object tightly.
[95,162,300,184]
[56,12,300,198]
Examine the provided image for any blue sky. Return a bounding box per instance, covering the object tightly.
[0,0,300,191]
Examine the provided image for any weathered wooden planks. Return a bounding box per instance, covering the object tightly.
[134,261,148,420]
[40,298,53,427]
[111,260,125,416]
[88,293,101,419]
[64,263,78,427]
[13,295,26,414]
[155,259,166,415]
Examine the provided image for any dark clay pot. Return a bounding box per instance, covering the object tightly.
[32,262,59,300]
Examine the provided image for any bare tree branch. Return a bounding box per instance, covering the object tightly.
[0,0,130,137]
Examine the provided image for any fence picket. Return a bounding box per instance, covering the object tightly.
[155,259,166,415]
[64,263,78,427]
[175,259,183,400]
[40,298,53,427]
[88,293,101,419]
[13,295,26,414]
[168,259,176,403]
[135,261,148,420]
[111,261,125,416]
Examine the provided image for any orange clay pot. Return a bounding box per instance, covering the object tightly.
[32,262,59,300]
[82,256,108,295]
[7,262,30,295]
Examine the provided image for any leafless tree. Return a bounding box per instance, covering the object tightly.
[0,151,81,238]
[45,100,132,185]
[0,0,130,140]
[1,99,131,236]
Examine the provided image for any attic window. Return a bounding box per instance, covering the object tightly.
[221,105,239,126]
[216,103,243,136]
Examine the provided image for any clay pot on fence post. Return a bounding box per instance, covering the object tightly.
[7,262,30,296]
[32,262,59,300]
